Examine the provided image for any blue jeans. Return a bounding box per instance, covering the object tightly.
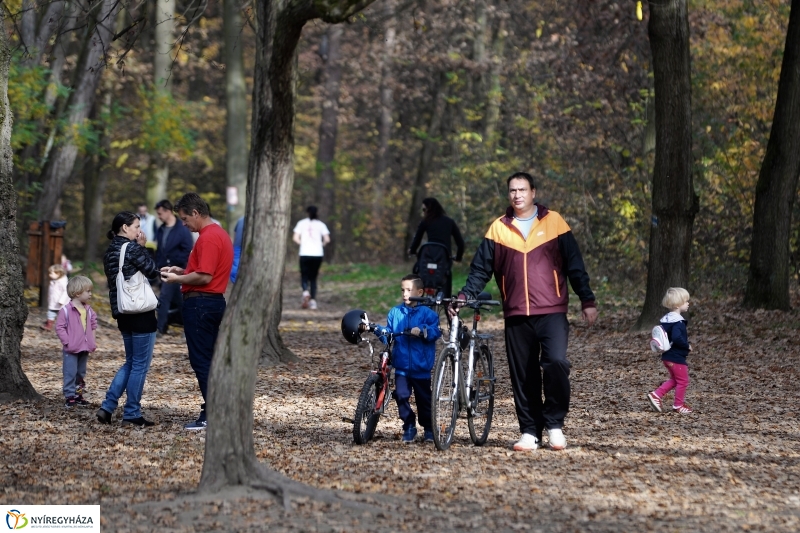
[182,296,226,422]
[101,331,156,420]
[157,281,183,333]
[62,350,88,398]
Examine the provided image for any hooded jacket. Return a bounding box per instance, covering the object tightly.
[55,301,97,353]
[375,303,442,379]
[103,236,159,319]
[660,312,690,365]
[461,204,596,317]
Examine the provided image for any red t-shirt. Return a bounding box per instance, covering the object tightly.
[181,222,234,294]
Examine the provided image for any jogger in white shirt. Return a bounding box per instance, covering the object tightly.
[292,206,330,310]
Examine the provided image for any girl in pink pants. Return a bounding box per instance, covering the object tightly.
[647,287,693,414]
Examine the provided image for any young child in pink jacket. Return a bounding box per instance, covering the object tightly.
[55,276,97,408]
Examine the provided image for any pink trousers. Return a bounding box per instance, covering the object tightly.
[654,361,690,407]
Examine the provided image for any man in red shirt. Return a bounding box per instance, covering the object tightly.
[160,193,233,430]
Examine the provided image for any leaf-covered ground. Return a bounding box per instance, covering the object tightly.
[2,280,799,532]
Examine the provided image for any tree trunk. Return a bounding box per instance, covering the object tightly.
[0,10,39,403]
[21,0,65,67]
[260,287,299,366]
[146,0,176,210]
[84,91,112,264]
[743,0,800,311]
[634,0,698,331]
[483,16,506,145]
[371,0,396,220]
[199,0,378,497]
[36,0,122,220]
[314,24,343,261]
[225,0,249,235]
[404,72,448,253]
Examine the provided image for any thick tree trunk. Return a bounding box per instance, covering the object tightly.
[146,0,176,210]
[0,11,39,403]
[21,0,65,67]
[743,0,800,311]
[200,0,378,497]
[634,0,698,330]
[314,24,343,261]
[36,0,122,220]
[371,0,396,219]
[225,0,249,235]
[404,72,448,253]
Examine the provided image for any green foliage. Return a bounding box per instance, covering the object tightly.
[134,86,197,158]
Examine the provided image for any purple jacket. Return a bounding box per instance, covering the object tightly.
[55,302,97,354]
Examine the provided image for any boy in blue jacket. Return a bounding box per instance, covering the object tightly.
[374,274,442,443]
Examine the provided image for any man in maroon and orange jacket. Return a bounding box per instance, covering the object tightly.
[455,171,598,452]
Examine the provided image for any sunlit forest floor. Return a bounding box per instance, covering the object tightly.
[2,271,800,531]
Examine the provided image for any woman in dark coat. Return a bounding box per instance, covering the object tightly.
[96,212,159,427]
[408,198,465,297]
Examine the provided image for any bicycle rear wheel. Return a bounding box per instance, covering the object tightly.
[353,374,384,444]
[467,345,495,446]
[431,347,459,451]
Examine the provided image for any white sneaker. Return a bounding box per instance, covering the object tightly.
[309,299,317,310]
[301,291,310,309]
[547,428,567,450]
[512,433,539,451]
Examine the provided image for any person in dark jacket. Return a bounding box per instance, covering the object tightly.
[451,172,597,452]
[96,212,159,427]
[230,216,244,284]
[371,274,441,444]
[647,288,693,414]
[154,199,194,335]
[408,198,465,297]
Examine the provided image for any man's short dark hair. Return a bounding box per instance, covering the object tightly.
[401,274,424,291]
[155,199,173,211]
[507,172,536,190]
[174,192,210,217]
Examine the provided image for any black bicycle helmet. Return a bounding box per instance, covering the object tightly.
[341,309,368,344]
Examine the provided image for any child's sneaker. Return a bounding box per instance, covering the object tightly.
[647,391,663,412]
[673,404,693,414]
[309,299,318,310]
[402,427,418,443]
[301,291,311,309]
[75,395,90,407]
[64,397,77,409]
[423,430,434,443]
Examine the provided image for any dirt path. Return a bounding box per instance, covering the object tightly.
[2,282,799,531]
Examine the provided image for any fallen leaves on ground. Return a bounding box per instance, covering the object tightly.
[1,285,799,532]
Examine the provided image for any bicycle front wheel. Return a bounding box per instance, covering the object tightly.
[431,347,459,451]
[353,374,384,444]
[467,345,495,446]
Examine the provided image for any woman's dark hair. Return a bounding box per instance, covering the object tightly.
[107,211,138,240]
[422,198,445,221]
[306,206,318,220]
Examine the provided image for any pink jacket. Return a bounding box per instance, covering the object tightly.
[55,302,97,354]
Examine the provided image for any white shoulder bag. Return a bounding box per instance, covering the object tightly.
[116,242,158,314]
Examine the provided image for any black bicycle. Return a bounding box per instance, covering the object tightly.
[411,292,500,450]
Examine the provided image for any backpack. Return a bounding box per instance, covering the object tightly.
[649,325,672,353]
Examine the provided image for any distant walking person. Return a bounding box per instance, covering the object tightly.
[97,212,159,427]
[154,199,194,336]
[647,288,694,414]
[292,206,330,310]
[408,198,465,297]
[160,193,233,430]
[42,264,69,331]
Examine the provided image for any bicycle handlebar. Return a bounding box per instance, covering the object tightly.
[409,294,501,308]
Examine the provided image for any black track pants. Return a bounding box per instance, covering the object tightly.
[504,313,571,437]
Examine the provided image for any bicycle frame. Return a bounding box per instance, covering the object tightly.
[364,338,394,414]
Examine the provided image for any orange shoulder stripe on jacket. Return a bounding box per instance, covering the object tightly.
[485,211,571,253]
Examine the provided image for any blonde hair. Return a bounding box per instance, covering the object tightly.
[662,287,690,309]
[48,264,66,278]
[67,275,93,298]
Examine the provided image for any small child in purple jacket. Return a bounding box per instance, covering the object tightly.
[55,276,97,408]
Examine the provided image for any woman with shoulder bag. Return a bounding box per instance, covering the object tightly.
[96,212,159,427]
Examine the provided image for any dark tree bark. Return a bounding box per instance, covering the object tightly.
[634,0,698,330]
[404,72,448,253]
[224,0,249,233]
[0,10,39,403]
[743,0,800,310]
[371,0,396,219]
[199,0,377,497]
[314,23,343,261]
[36,0,122,220]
